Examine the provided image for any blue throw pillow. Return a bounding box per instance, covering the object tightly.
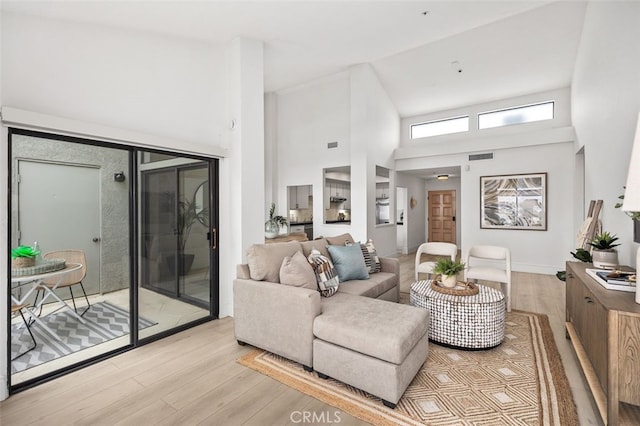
[327,244,369,281]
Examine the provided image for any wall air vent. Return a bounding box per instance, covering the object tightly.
[468,153,493,161]
[327,141,338,149]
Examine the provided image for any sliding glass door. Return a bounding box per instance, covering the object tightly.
[8,130,219,391]
[138,153,216,339]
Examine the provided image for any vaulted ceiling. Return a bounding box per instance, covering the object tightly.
[2,1,587,118]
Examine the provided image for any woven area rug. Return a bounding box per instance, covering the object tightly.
[238,310,578,425]
[11,301,156,373]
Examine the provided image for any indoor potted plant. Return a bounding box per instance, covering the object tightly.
[432,258,465,288]
[265,202,288,238]
[589,231,620,269]
[175,197,208,275]
[11,245,41,268]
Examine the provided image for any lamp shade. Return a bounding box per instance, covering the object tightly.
[622,112,640,212]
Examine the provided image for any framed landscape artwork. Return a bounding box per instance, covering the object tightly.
[480,173,547,230]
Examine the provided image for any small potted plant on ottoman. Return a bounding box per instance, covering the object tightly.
[11,245,41,268]
[589,231,620,269]
[433,258,465,288]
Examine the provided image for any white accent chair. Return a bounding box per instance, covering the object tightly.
[464,245,512,312]
[415,242,458,280]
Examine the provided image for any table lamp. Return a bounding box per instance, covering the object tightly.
[622,112,640,304]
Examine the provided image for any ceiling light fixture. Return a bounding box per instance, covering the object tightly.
[421,11,429,16]
[437,174,449,181]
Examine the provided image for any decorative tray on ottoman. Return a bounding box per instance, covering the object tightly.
[11,259,66,277]
[431,279,479,296]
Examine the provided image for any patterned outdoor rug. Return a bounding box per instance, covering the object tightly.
[11,301,156,373]
[238,310,578,425]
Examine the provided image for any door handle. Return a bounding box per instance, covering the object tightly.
[92,237,101,243]
[211,228,217,250]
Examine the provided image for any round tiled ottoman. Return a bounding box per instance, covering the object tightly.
[410,280,505,349]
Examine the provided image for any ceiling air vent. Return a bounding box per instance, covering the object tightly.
[468,153,493,161]
[327,141,338,149]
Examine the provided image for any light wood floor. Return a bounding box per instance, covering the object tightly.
[1,253,602,426]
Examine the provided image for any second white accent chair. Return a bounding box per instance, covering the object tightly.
[464,245,512,312]
[414,242,458,281]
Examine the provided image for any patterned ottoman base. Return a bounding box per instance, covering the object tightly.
[410,280,505,349]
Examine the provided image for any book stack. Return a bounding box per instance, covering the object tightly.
[586,268,637,292]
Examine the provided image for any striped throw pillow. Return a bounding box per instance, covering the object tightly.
[361,239,381,273]
[307,249,340,297]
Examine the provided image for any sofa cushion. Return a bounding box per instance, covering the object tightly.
[308,249,340,297]
[326,233,354,246]
[315,293,429,364]
[279,251,317,290]
[247,241,301,282]
[327,244,369,281]
[337,272,397,299]
[300,238,330,259]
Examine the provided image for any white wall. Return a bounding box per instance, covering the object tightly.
[397,85,576,275]
[274,65,400,256]
[274,72,351,238]
[350,64,400,257]
[396,173,427,253]
[2,12,227,146]
[571,1,640,267]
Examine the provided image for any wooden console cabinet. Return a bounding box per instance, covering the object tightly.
[565,262,640,425]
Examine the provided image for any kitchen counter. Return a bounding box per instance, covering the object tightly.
[265,233,308,244]
[325,220,351,224]
[290,221,313,226]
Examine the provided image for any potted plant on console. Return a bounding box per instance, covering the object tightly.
[265,202,288,239]
[589,231,620,269]
[433,258,465,288]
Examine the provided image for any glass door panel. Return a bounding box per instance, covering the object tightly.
[9,130,131,388]
[138,153,212,339]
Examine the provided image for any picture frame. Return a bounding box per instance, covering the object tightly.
[480,172,547,230]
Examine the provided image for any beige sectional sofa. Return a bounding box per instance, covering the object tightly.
[234,234,430,408]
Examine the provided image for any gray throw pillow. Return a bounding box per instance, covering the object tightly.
[327,244,369,281]
[279,251,317,290]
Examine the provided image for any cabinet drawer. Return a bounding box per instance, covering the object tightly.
[290,225,305,234]
[619,314,640,405]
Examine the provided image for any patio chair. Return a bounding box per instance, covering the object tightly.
[35,249,91,316]
[11,304,37,360]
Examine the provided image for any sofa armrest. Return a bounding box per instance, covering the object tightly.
[380,257,400,275]
[380,257,400,302]
[233,278,321,368]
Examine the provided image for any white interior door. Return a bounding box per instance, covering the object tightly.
[17,160,101,295]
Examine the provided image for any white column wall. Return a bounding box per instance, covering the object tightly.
[571,1,640,267]
[0,2,8,402]
[349,64,400,257]
[221,37,264,317]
